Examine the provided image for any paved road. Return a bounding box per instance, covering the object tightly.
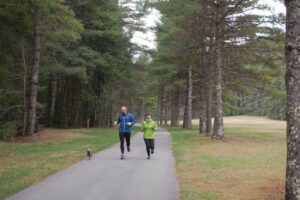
[8,129,179,200]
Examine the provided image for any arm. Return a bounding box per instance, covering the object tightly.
[130,114,137,126]
[152,121,158,131]
[141,122,146,131]
[117,115,120,124]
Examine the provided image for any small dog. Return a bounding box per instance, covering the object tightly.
[87,148,92,160]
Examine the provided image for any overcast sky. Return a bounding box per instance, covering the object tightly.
[131,0,286,50]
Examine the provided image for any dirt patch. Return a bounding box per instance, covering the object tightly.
[256,178,285,200]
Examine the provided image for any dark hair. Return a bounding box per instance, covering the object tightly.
[145,113,152,117]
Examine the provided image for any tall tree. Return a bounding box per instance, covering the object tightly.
[26,5,41,135]
[285,0,300,199]
[182,63,193,129]
[212,0,225,139]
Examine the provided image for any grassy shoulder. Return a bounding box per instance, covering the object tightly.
[0,127,134,200]
[168,116,286,200]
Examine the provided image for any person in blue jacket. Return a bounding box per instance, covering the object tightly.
[117,106,137,160]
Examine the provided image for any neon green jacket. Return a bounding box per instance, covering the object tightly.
[141,119,158,139]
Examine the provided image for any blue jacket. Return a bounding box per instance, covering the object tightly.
[117,113,137,133]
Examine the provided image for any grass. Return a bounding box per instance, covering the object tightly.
[0,127,134,200]
[169,116,286,200]
[0,117,286,200]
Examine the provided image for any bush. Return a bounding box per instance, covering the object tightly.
[0,122,17,141]
[0,128,16,141]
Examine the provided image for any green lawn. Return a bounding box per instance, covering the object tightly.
[0,117,286,200]
[169,116,286,200]
[0,127,132,200]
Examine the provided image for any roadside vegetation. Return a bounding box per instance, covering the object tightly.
[169,116,285,200]
[0,127,135,200]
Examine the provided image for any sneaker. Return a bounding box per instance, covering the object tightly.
[147,156,150,160]
[127,146,130,152]
[121,154,125,160]
[151,149,154,154]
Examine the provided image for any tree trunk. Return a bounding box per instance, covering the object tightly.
[182,90,188,128]
[140,96,145,121]
[199,49,207,133]
[156,89,160,124]
[206,38,214,135]
[159,86,163,125]
[109,101,114,128]
[26,7,41,135]
[49,74,57,126]
[109,85,115,128]
[182,63,193,129]
[285,0,300,199]
[22,40,27,137]
[212,1,225,139]
[171,88,180,126]
[164,92,168,125]
[206,76,213,135]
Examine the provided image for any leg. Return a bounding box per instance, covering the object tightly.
[125,132,131,151]
[146,147,150,157]
[119,132,125,154]
[144,139,151,158]
[150,139,155,154]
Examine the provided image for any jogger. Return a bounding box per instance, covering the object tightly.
[117,106,136,159]
[141,114,158,160]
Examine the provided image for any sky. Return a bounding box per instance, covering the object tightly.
[131,0,286,50]
[131,8,161,50]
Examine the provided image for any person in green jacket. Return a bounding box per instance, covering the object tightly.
[141,114,158,160]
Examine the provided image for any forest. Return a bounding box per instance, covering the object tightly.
[0,0,143,137]
[1,0,300,199]
[0,0,285,138]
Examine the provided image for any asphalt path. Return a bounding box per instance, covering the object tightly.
[8,129,179,200]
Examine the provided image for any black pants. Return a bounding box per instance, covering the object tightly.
[119,132,131,154]
[144,139,155,156]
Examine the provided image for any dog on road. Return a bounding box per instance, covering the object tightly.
[87,148,92,160]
